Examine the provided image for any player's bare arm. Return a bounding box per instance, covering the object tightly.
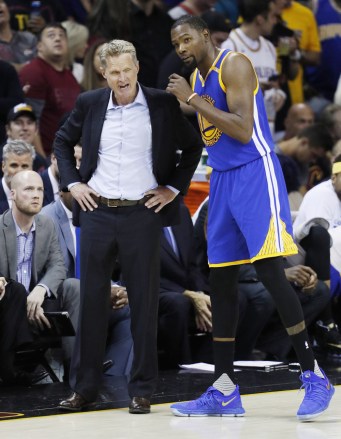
[168,53,256,143]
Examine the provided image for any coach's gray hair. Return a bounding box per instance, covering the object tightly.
[2,140,36,162]
[99,39,138,68]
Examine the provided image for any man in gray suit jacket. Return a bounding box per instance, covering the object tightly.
[0,170,79,383]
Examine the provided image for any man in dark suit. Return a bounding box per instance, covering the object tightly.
[158,200,212,368]
[0,170,79,384]
[54,39,203,413]
[40,151,59,206]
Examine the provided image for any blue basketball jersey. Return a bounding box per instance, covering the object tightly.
[192,49,275,171]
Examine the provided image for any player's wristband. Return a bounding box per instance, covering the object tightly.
[186,92,198,105]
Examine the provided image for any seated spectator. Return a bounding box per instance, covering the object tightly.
[2,103,47,174]
[293,154,341,238]
[274,100,315,145]
[40,149,59,205]
[293,155,341,349]
[318,103,341,144]
[277,123,334,210]
[19,22,81,157]
[0,139,34,214]
[6,0,67,34]
[256,263,332,361]
[0,60,24,145]
[158,199,213,368]
[0,170,79,384]
[0,0,37,72]
[41,184,133,377]
[61,19,89,84]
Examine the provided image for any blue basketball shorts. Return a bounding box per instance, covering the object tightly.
[207,152,298,267]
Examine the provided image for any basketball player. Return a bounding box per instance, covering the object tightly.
[166,13,334,421]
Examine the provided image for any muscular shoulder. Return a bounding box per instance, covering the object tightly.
[222,51,256,86]
[222,51,254,71]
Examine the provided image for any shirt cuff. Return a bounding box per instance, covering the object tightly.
[68,182,81,190]
[166,185,180,195]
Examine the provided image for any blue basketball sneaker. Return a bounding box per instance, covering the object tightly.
[170,385,245,417]
[297,369,335,421]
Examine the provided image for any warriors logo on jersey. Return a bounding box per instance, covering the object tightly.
[198,95,222,147]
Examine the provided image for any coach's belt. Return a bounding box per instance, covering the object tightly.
[93,195,152,208]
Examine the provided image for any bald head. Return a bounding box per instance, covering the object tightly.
[11,170,43,190]
[284,103,314,140]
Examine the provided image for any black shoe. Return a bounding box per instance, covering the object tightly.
[58,392,93,411]
[129,397,151,414]
[314,320,341,354]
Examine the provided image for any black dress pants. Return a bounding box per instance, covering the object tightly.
[70,203,161,401]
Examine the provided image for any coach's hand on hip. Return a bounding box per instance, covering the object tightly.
[145,186,177,213]
[70,183,100,212]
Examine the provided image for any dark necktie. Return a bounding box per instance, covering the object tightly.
[163,227,179,258]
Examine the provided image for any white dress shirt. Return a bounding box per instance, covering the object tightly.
[88,85,158,200]
[48,166,60,201]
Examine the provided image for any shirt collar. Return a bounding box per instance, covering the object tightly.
[12,212,36,237]
[48,166,60,195]
[107,83,147,110]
